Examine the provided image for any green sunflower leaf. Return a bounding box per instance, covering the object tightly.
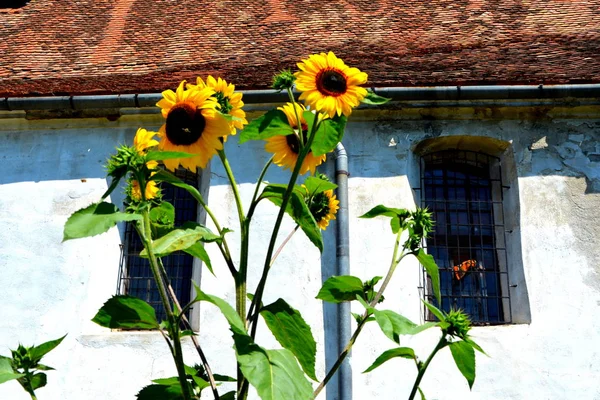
[139,225,219,258]
[63,202,141,242]
[414,249,441,304]
[92,295,159,330]
[316,276,364,303]
[260,299,318,381]
[423,301,445,322]
[220,391,236,400]
[29,372,47,390]
[183,242,214,276]
[307,112,348,157]
[191,283,247,336]
[372,309,418,343]
[449,340,476,389]
[28,335,66,364]
[0,358,24,385]
[136,383,185,400]
[261,184,323,252]
[151,170,205,204]
[235,342,313,400]
[361,89,392,105]
[363,347,416,373]
[239,109,294,144]
[149,201,175,238]
[302,176,337,195]
[145,151,195,161]
[359,205,409,219]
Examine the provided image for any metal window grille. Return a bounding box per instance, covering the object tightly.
[117,168,199,323]
[420,150,512,325]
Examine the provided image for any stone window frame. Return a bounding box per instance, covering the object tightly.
[412,136,531,325]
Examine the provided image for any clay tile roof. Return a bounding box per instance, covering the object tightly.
[1,0,600,97]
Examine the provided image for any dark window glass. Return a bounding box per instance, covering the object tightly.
[118,169,198,323]
[420,150,511,324]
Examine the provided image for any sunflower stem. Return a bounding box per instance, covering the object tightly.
[218,148,250,396]
[286,87,305,147]
[312,229,405,399]
[248,114,323,338]
[408,336,447,400]
[247,156,273,223]
[139,209,192,400]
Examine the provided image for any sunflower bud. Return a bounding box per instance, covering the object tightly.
[272,69,296,92]
[444,309,472,339]
[106,145,147,178]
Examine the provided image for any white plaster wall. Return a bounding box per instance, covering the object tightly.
[0,109,599,400]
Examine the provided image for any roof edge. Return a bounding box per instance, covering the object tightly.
[2,84,600,111]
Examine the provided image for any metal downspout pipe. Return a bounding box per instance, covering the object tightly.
[334,143,352,400]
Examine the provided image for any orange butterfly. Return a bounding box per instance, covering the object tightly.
[453,259,477,281]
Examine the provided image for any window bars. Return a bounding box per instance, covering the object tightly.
[118,168,199,323]
[420,150,512,325]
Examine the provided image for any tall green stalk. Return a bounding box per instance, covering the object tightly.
[140,209,192,400]
[312,229,407,399]
[408,336,447,400]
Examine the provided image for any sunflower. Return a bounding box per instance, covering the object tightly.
[133,127,159,169]
[188,76,247,138]
[130,179,159,201]
[310,189,340,230]
[264,102,326,175]
[295,51,368,118]
[156,81,230,171]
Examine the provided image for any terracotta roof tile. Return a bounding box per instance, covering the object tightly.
[1,0,600,96]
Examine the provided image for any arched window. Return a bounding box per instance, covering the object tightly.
[420,149,513,324]
[117,169,199,323]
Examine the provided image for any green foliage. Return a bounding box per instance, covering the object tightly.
[302,175,337,195]
[192,285,312,400]
[28,336,66,364]
[151,169,205,205]
[306,111,347,156]
[362,276,383,304]
[372,309,417,344]
[136,383,185,399]
[361,89,392,105]
[191,283,246,336]
[316,276,364,303]
[239,109,294,144]
[418,387,426,400]
[359,205,409,219]
[149,201,175,238]
[260,299,317,380]
[145,151,195,161]
[449,340,476,389]
[236,342,313,400]
[63,202,141,241]
[92,295,159,330]
[0,335,65,397]
[272,69,296,92]
[0,357,24,385]
[183,242,214,276]
[139,225,219,257]
[414,249,441,304]
[363,347,416,373]
[261,184,323,252]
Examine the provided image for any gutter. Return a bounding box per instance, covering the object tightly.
[334,143,351,400]
[2,84,600,111]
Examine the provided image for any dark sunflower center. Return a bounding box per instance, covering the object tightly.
[285,126,309,154]
[310,192,331,221]
[165,103,206,145]
[316,69,347,96]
